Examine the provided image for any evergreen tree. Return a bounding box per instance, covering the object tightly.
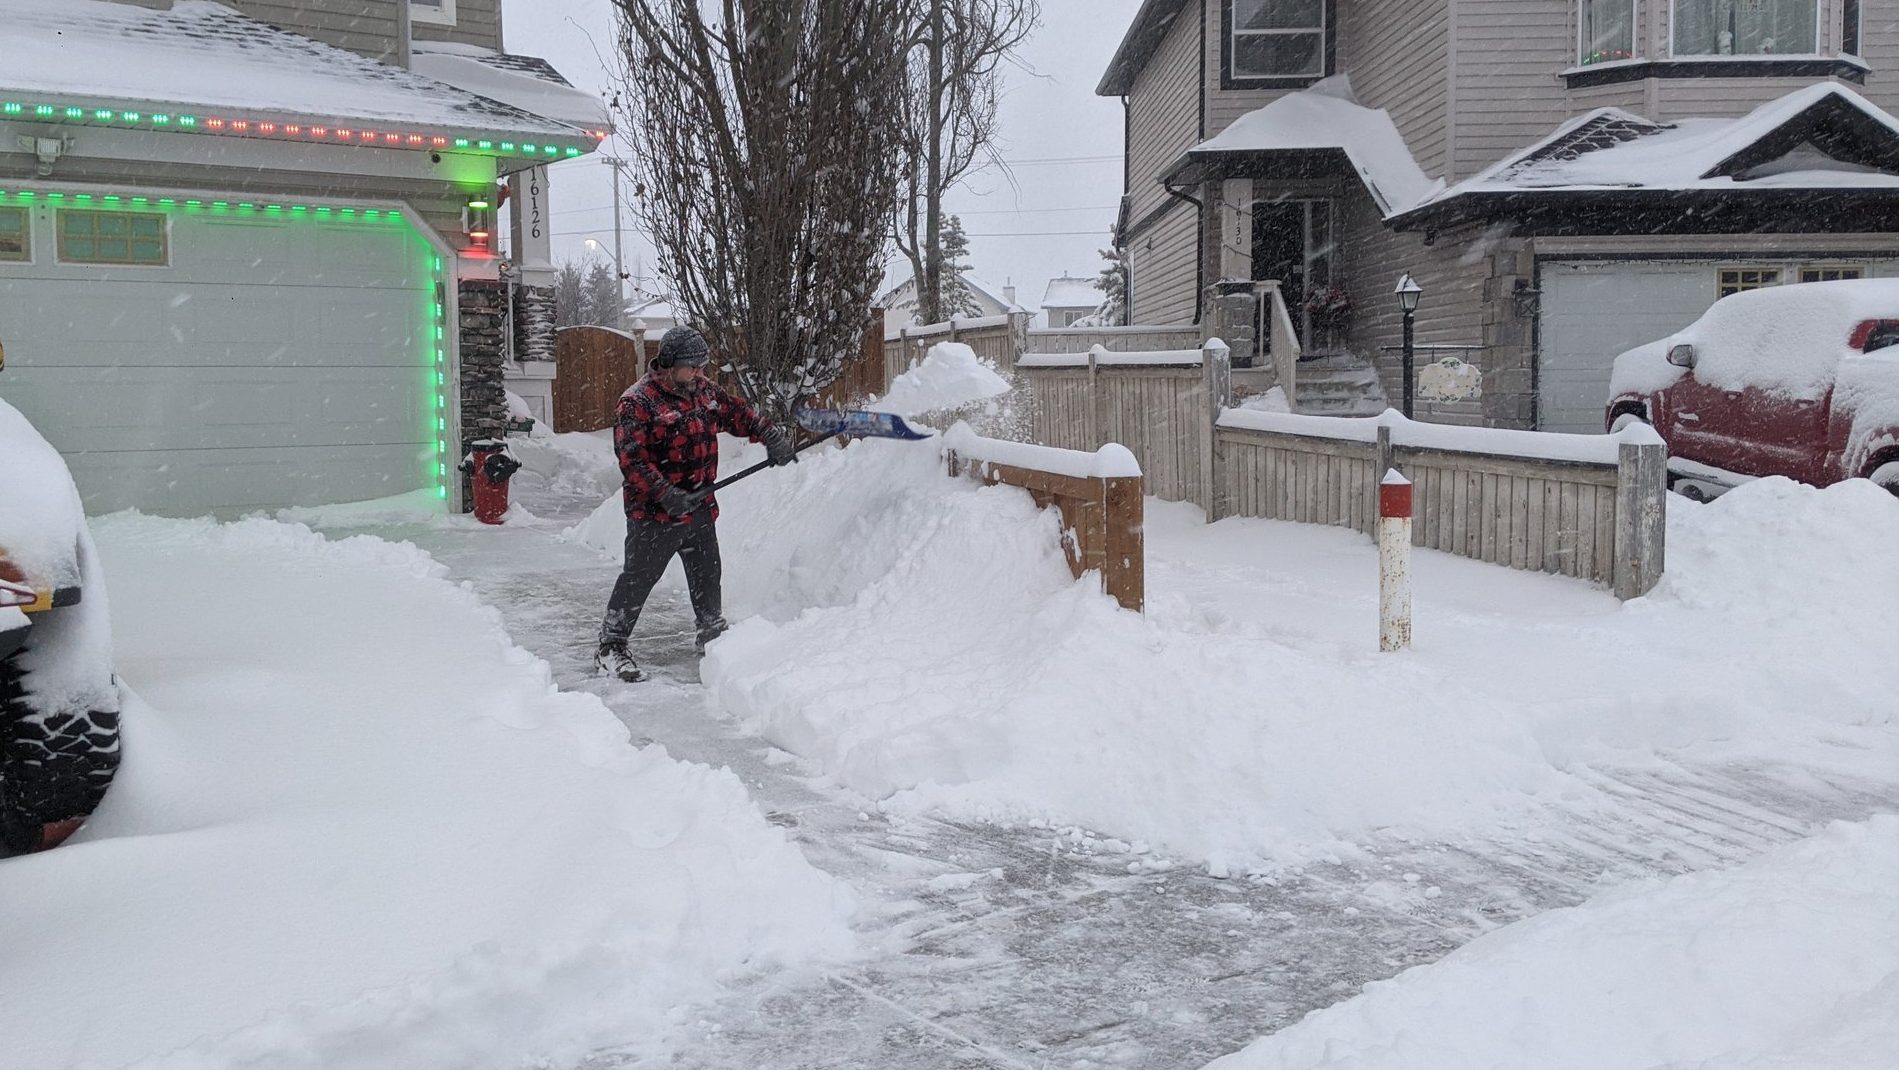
[553,262,586,328]
[580,261,621,327]
[938,214,981,318]
[1075,237,1128,327]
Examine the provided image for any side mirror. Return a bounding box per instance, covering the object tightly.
[1666,343,1697,369]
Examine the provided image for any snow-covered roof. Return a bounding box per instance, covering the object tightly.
[1405,84,1899,214]
[1172,78,1442,217]
[1041,276,1102,310]
[878,271,1021,314]
[0,0,587,145]
[410,41,609,134]
[626,297,680,323]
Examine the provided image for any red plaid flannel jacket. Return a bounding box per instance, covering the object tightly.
[613,374,770,523]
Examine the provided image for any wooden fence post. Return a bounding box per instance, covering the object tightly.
[1614,440,1667,599]
[1202,338,1230,521]
[1006,309,1033,374]
[1101,474,1145,613]
[1086,344,1104,449]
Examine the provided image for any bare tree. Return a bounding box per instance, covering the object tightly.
[892,0,1040,326]
[613,0,914,423]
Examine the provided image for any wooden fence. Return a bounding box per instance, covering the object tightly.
[1212,411,1666,598]
[553,325,645,433]
[942,425,1145,613]
[885,311,1033,385]
[1016,341,1227,511]
[1025,325,1203,354]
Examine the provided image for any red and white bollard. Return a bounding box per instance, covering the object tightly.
[1378,468,1412,652]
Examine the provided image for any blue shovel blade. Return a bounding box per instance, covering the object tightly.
[795,408,935,441]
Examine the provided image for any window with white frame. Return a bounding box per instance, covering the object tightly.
[410,0,456,27]
[0,207,27,261]
[1229,0,1327,80]
[1579,0,1637,64]
[1798,265,1864,283]
[1717,266,1781,297]
[1672,0,1818,56]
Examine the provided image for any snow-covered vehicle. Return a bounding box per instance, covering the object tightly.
[1606,279,1899,498]
[0,394,120,852]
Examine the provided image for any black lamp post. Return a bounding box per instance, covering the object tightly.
[1394,273,1423,418]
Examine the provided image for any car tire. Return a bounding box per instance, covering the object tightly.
[1610,410,1649,434]
[1870,462,1899,497]
[0,645,121,852]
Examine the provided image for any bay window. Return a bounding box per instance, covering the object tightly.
[1672,0,1818,56]
[1580,0,1636,64]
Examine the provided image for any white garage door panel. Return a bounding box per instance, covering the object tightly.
[63,443,432,516]
[4,367,426,451]
[1538,262,1713,433]
[0,205,436,516]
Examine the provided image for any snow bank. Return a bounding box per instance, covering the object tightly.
[1204,815,1899,1070]
[0,514,853,1069]
[567,427,1896,869]
[868,341,1009,417]
[0,396,85,588]
[511,429,624,498]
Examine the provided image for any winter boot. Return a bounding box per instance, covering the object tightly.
[694,616,729,655]
[593,642,645,683]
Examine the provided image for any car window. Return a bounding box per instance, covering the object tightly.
[1861,323,1899,354]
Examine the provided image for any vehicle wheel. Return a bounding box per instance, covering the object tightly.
[1610,410,1649,434]
[0,646,121,852]
[1870,462,1899,497]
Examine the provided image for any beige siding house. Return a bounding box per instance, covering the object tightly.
[1102,0,1899,431]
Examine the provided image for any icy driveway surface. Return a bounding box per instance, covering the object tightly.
[336,479,1897,1070]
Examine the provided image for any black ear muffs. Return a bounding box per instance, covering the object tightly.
[653,347,676,370]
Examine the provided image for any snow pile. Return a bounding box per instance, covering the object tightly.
[869,341,1010,419]
[1204,815,1899,1070]
[0,514,853,1069]
[1236,386,1292,413]
[512,428,624,498]
[571,426,1896,867]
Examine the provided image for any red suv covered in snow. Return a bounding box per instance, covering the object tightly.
[1606,279,1899,497]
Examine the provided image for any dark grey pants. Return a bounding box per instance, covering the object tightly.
[598,511,724,648]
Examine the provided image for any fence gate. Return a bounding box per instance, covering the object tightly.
[554,326,645,433]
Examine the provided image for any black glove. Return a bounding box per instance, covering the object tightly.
[657,483,698,516]
[762,425,797,467]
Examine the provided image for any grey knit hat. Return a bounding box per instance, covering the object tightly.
[656,326,710,368]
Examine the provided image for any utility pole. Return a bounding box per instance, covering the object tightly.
[602,156,629,331]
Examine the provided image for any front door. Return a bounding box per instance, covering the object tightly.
[1252,200,1330,348]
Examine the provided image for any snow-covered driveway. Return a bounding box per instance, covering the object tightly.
[3,426,1893,1069]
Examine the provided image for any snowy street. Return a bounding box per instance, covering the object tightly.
[8,425,1885,1068]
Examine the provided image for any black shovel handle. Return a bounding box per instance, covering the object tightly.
[684,431,839,506]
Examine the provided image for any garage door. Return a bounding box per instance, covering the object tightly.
[0,198,445,516]
[1536,261,1713,433]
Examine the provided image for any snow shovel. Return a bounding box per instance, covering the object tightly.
[683,407,932,504]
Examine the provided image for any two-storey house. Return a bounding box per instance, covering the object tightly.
[0,0,603,515]
[1102,0,1899,431]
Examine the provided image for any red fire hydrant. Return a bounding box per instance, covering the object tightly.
[460,439,523,525]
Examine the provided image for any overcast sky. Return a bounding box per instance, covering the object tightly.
[502,0,1148,313]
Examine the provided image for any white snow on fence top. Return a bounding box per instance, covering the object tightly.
[1017,345,1206,369]
[1187,77,1441,216]
[1414,83,1899,206]
[0,0,583,140]
[1041,275,1103,309]
[1217,407,1662,465]
[944,422,1142,479]
[410,42,608,132]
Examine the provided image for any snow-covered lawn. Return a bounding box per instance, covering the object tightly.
[0,514,851,1069]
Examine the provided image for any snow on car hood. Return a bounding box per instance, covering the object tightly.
[1607,339,1687,399]
[0,396,85,588]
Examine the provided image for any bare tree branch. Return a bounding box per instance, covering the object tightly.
[613,0,914,422]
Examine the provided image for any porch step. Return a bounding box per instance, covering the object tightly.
[1290,351,1389,418]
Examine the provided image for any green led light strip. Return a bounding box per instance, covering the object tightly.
[0,98,595,160]
[0,187,416,221]
[428,254,452,501]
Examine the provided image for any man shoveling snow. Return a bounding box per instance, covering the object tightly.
[593,327,797,683]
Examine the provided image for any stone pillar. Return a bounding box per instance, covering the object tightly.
[1481,238,1537,429]
[458,278,510,511]
[1203,280,1260,371]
